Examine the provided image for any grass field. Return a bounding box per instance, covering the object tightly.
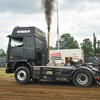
[0,68,14,77]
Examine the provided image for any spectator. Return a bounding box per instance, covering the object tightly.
[52,59,56,66]
[94,58,99,64]
[61,59,65,64]
[78,58,83,63]
[77,58,84,65]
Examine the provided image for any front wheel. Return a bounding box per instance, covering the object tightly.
[73,69,93,87]
[15,66,30,84]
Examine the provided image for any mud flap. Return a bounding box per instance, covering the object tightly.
[5,68,13,73]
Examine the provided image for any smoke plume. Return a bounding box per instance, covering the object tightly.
[42,0,55,32]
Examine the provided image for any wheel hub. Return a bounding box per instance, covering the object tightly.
[81,76,85,81]
[17,70,26,81]
[20,73,24,77]
[77,73,88,85]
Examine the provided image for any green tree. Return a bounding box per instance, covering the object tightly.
[97,40,100,48]
[93,32,96,56]
[96,48,100,54]
[80,38,93,56]
[0,49,6,58]
[96,40,100,53]
[56,33,79,49]
[50,46,55,50]
[67,43,79,49]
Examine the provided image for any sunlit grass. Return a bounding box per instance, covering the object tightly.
[0,68,14,77]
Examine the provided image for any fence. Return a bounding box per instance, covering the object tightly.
[0,58,6,68]
[84,57,100,63]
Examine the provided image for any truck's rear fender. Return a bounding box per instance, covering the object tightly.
[13,61,33,78]
[70,66,96,80]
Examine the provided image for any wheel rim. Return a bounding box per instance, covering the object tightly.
[77,73,88,85]
[17,70,26,81]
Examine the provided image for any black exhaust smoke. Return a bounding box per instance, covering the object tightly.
[42,0,55,32]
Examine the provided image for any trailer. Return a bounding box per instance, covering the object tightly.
[6,26,100,87]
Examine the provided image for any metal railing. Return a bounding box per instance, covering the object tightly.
[0,58,6,70]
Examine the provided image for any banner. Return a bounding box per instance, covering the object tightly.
[51,52,61,60]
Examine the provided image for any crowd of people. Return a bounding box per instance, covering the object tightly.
[52,57,100,67]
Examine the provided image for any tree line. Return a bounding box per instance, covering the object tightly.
[0,49,6,58]
[50,33,100,57]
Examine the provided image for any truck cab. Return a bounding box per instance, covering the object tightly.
[6,26,48,73]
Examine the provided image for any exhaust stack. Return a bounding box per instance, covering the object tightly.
[42,0,55,61]
[48,31,50,60]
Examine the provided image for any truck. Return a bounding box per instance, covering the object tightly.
[6,26,100,87]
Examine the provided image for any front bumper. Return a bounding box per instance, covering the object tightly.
[5,68,13,73]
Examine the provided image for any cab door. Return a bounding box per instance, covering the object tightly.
[9,37,23,60]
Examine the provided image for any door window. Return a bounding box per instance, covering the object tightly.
[10,38,23,47]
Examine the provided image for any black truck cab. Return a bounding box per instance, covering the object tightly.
[6,26,48,73]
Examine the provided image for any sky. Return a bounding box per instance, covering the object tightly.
[0,0,100,51]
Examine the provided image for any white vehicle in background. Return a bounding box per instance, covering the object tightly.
[50,49,84,63]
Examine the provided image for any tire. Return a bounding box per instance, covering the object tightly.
[73,69,92,87]
[15,66,30,84]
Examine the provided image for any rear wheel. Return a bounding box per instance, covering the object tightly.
[73,69,92,87]
[15,66,30,84]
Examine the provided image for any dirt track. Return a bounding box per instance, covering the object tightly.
[0,77,100,100]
